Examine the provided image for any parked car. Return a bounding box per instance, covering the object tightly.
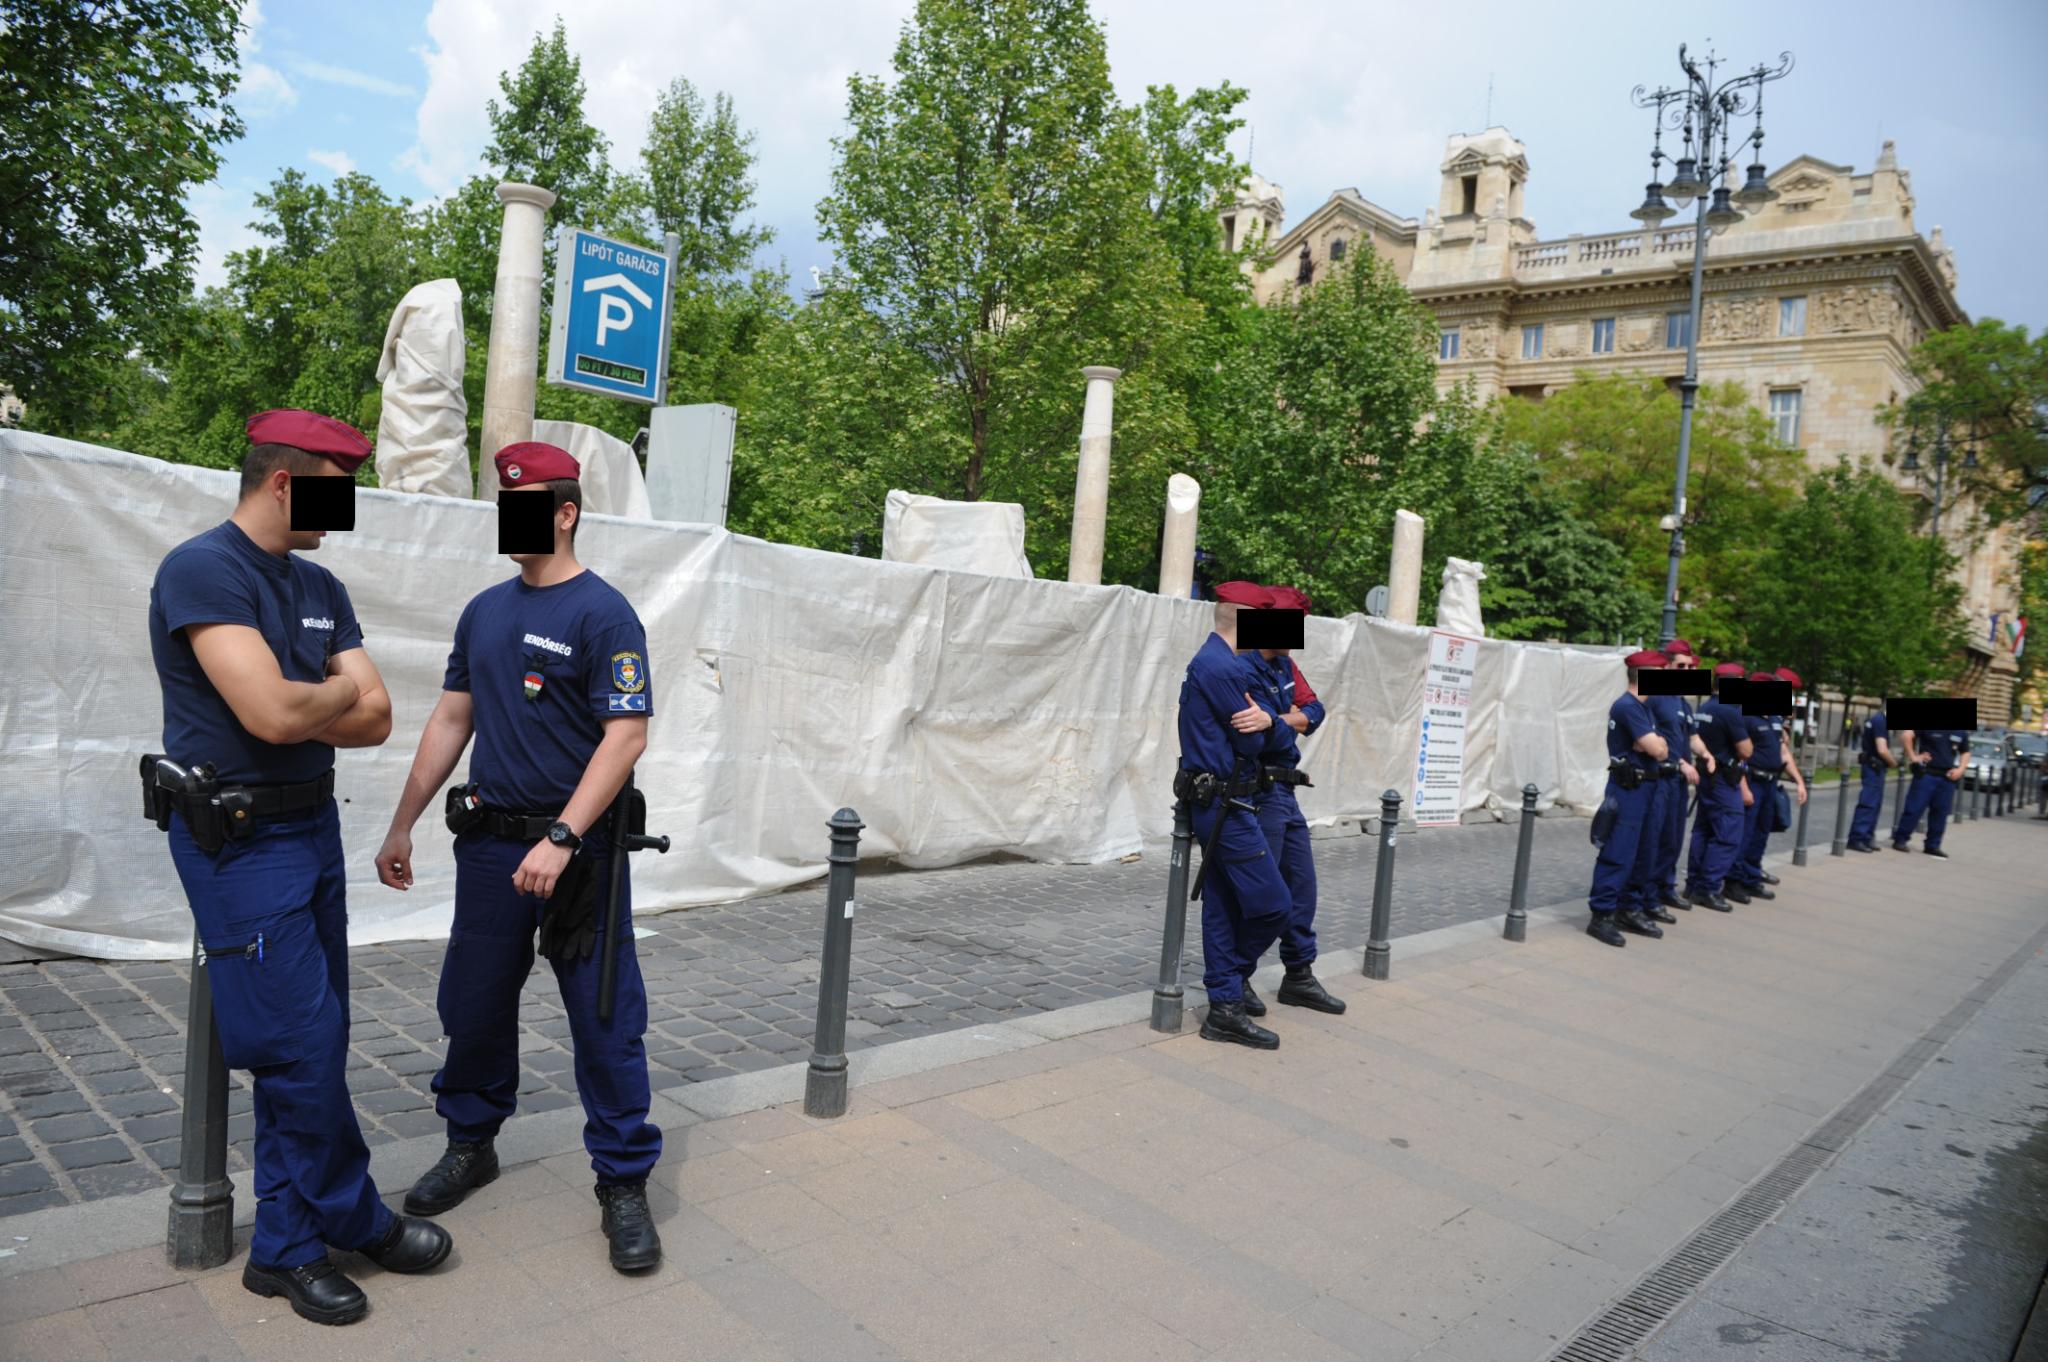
[2011,732,2048,805]
[1960,730,2016,793]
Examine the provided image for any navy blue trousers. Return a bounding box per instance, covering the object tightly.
[1848,764,1887,846]
[1732,779,1776,886]
[434,832,661,1184]
[168,801,391,1270]
[1192,803,1290,1005]
[1588,778,1657,915]
[1893,770,1956,851]
[1653,775,1688,898]
[1684,778,1746,896]
[1258,788,1318,968]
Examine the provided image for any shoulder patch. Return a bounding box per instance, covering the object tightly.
[607,693,648,712]
[611,651,645,693]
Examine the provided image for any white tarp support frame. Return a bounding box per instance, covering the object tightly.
[0,434,1624,959]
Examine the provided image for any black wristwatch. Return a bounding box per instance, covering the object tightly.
[546,821,581,853]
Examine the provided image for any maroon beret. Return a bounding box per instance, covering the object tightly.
[1712,662,1747,679]
[246,409,372,473]
[1267,585,1312,612]
[1624,650,1667,668]
[1213,580,1273,608]
[494,442,580,486]
[1747,671,1779,685]
[1774,667,1804,689]
[1664,637,1696,656]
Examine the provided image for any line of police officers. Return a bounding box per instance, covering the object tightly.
[1590,641,1969,947]
[149,414,660,1326]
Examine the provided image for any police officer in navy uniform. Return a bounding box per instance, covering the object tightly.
[1684,662,1756,913]
[1239,584,1344,1015]
[1890,723,1968,857]
[375,443,662,1272]
[1846,705,1895,852]
[1586,651,1671,946]
[1178,590,1292,1047]
[149,410,454,1326]
[1640,641,1697,921]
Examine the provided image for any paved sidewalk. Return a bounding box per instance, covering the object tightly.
[0,781,1859,1219]
[0,795,2037,1362]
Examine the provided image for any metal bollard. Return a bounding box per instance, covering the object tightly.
[1503,784,1539,943]
[1363,789,1402,980]
[1792,780,1812,866]
[1150,797,1196,1033]
[1830,766,1852,856]
[1967,769,1981,821]
[804,808,864,1120]
[167,942,233,1269]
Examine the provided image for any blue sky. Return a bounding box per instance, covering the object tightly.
[207,0,2048,328]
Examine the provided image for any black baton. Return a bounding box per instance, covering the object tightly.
[1189,795,1256,901]
[597,769,670,1025]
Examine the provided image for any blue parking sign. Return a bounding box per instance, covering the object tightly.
[545,227,677,405]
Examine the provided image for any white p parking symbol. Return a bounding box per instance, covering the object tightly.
[582,272,653,348]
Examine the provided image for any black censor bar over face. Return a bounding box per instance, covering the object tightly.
[1716,678,1792,716]
[1237,608,1305,651]
[498,492,555,554]
[1886,697,1977,730]
[1639,668,1711,697]
[288,476,355,532]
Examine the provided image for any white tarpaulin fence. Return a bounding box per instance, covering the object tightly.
[0,434,1625,959]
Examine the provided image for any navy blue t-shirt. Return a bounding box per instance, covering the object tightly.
[1646,693,1691,758]
[1745,713,1786,773]
[1859,712,1889,761]
[1914,729,1969,771]
[148,521,363,785]
[444,569,654,811]
[1695,698,1748,767]
[1607,692,1657,771]
[1177,633,1284,776]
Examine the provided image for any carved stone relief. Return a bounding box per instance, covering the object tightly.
[1462,323,1496,359]
[1546,322,1584,359]
[1619,316,1659,353]
[1703,296,1772,342]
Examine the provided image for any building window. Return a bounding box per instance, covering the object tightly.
[1222,214,1236,252]
[1665,311,1692,348]
[1521,324,1544,359]
[1329,237,1347,262]
[1591,318,1616,354]
[1461,176,1478,215]
[1509,384,1546,402]
[1439,328,1461,360]
[1769,388,1803,446]
[1779,296,1806,337]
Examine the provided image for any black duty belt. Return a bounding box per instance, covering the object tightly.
[232,770,336,816]
[476,807,560,841]
[140,756,334,856]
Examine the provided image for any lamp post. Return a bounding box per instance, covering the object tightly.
[1898,407,1982,584]
[1629,46,1795,646]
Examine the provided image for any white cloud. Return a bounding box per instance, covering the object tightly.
[234,0,296,118]
[188,182,265,293]
[288,59,418,99]
[306,148,358,177]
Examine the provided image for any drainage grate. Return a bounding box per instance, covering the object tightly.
[1548,916,2048,1362]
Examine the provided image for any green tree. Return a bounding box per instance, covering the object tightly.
[1890,319,2048,527]
[1491,372,1807,657]
[1,0,245,429]
[1199,246,1441,605]
[1747,461,1970,699]
[781,0,1218,579]
[483,18,610,234]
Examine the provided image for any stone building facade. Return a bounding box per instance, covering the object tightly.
[1238,130,2023,716]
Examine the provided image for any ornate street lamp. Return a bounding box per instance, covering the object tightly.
[1630,46,1795,648]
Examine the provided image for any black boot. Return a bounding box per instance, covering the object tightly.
[1723,884,1753,904]
[242,1258,368,1326]
[1241,981,1267,1017]
[1199,1000,1280,1049]
[1849,841,1877,853]
[1618,909,1664,939]
[1759,871,1781,885]
[1745,883,1776,900]
[361,1215,453,1274]
[1643,903,1677,925]
[1586,914,1626,947]
[1687,889,1734,913]
[404,1139,499,1216]
[1276,965,1347,1015]
[596,1182,663,1273]
[1924,846,1950,859]
[1658,889,1689,911]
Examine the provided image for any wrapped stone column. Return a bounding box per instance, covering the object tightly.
[1387,508,1425,625]
[1157,473,1201,598]
[1067,366,1122,585]
[478,182,557,499]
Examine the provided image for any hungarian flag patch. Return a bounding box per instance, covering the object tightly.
[523,670,545,701]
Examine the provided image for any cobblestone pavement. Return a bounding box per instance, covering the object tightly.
[0,781,1865,1218]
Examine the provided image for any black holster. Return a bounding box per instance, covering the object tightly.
[1606,761,1644,791]
[140,754,226,855]
[444,782,485,836]
[537,847,604,963]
